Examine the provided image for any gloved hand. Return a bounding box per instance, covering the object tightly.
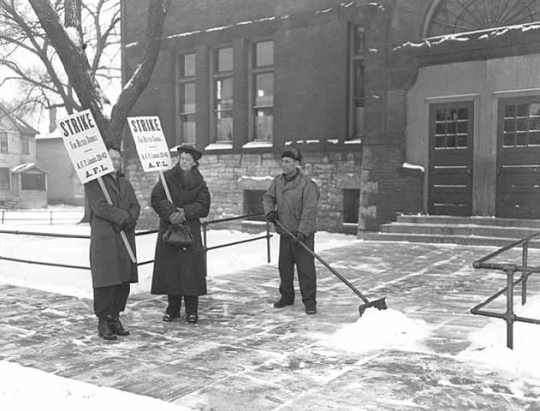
[295,232,307,245]
[123,215,137,230]
[266,211,278,223]
[176,208,186,223]
[169,210,186,225]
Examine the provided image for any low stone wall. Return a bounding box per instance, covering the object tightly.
[125,149,365,233]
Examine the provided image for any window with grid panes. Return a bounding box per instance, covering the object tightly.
[503,103,540,147]
[213,47,233,142]
[343,189,360,223]
[177,53,196,145]
[251,40,273,141]
[349,26,364,141]
[434,107,469,149]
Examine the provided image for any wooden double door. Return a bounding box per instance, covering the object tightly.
[428,97,540,219]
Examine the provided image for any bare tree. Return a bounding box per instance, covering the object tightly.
[26,0,170,147]
[0,0,121,120]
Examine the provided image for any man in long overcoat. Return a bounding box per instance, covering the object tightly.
[85,147,140,340]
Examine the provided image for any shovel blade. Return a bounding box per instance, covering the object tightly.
[358,297,387,316]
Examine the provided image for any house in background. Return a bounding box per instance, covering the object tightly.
[36,125,84,206]
[0,104,47,209]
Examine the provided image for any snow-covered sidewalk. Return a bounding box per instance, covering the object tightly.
[2,211,540,409]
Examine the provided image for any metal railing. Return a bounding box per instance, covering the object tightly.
[0,213,273,271]
[472,231,540,349]
[201,213,273,264]
[0,209,82,225]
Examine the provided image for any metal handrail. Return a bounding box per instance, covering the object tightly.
[0,209,81,225]
[472,230,540,349]
[201,213,273,264]
[0,213,273,271]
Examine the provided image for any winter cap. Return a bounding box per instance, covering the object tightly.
[177,143,202,161]
[281,147,302,162]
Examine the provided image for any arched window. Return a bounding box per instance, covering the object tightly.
[425,0,540,38]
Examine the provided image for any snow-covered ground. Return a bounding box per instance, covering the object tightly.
[1,206,540,409]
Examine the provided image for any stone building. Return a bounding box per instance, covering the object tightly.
[120,0,540,232]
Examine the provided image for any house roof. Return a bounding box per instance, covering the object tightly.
[0,103,40,136]
[11,163,48,174]
[36,127,62,140]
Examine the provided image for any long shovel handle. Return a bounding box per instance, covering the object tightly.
[97,177,137,264]
[275,220,370,304]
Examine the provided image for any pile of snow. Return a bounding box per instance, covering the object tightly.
[457,296,540,379]
[319,307,431,353]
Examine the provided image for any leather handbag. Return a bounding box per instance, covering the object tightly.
[162,223,194,248]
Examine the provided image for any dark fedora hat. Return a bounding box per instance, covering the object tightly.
[177,143,202,161]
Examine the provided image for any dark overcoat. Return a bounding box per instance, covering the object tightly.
[85,173,140,288]
[151,163,210,296]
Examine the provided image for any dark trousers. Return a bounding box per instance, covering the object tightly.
[167,294,198,315]
[93,282,130,319]
[278,234,317,307]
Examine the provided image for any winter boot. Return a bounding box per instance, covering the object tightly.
[98,317,117,340]
[109,315,129,336]
[184,295,198,323]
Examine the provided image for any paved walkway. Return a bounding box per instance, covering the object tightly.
[1,241,540,410]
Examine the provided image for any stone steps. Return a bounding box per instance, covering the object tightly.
[360,215,540,248]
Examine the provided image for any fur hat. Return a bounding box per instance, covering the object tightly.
[177,143,202,161]
[281,146,302,162]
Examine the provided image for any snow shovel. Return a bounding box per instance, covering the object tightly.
[275,220,387,316]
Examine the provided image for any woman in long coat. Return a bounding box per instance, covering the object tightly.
[151,144,210,323]
[85,146,140,340]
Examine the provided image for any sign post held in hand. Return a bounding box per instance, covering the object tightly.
[57,109,136,263]
[127,116,173,202]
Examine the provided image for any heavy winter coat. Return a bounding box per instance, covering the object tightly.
[85,173,140,288]
[151,163,211,296]
[262,170,320,236]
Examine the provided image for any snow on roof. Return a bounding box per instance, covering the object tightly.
[11,163,48,174]
[128,5,357,48]
[36,130,62,140]
[395,21,540,51]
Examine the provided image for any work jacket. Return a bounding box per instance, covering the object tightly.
[262,169,319,237]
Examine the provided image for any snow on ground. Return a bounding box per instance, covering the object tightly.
[457,297,540,379]
[2,206,540,408]
[0,361,192,411]
[0,209,360,299]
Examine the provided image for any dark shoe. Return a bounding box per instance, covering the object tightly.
[108,316,129,336]
[305,306,317,315]
[273,299,293,308]
[162,313,180,322]
[98,317,117,340]
[186,314,198,324]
